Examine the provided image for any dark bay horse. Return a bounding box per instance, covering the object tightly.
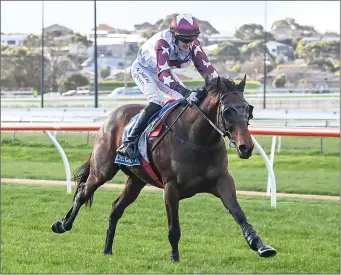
[52,75,277,261]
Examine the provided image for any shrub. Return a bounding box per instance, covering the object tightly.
[272,74,286,87]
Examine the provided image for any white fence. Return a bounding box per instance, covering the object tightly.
[1,93,339,109]
[1,107,339,127]
[2,122,339,208]
[1,105,339,208]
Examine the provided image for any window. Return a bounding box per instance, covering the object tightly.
[7,40,16,45]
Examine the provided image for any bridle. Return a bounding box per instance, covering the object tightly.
[151,85,254,153]
[194,88,254,148]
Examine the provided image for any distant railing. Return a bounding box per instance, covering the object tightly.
[1,107,339,127]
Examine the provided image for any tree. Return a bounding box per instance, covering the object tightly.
[210,42,242,62]
[61,73,89,92]
[1,47,49,91]
[240,57,264,77]
[231,63,241,73]
[297,40,340,65]
[100,67,111,79]
[240,40,276,63]
[23,34,41,48]
[2,31,90,92]
[272,74,286,87]
[235,24,265,40]
[271,18,318,37]
[70,32,92,48]
[140,28,156,40]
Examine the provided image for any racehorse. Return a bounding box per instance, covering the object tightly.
[51,75,277,261]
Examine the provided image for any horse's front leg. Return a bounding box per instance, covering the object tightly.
[164,182,181,262]
[103,175,145,255]
[211,172,277,258]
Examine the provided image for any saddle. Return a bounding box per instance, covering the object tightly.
[114,99,182,186]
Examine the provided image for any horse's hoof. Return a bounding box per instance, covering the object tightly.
[51,221,67,234]
[257,245,277,258]
[171,252,179,262]
[103,249,113,255]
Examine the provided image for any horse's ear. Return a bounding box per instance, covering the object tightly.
[216,76,222,86]
[238,74,246,92]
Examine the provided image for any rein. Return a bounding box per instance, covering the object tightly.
[194,91,238,148]
[151,87,245,153]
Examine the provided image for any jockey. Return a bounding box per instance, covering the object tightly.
[116,13,219,160]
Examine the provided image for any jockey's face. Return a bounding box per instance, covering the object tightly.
[177,39,194,51]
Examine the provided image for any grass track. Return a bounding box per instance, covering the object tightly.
[1,183,340,274]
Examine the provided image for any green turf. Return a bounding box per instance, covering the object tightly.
[1,133,340,195]
[1,183,339,274]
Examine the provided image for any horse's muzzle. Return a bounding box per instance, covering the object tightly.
[238,144,254,159]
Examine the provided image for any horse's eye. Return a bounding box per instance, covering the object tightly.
[248,105,254,120]
[223,107,236,121]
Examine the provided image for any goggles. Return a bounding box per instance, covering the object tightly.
[176,35,198,44]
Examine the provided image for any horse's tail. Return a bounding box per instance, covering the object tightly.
[72,153,93,207]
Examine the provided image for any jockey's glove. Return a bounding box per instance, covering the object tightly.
[174,84,204,107]
[186,91,200,106]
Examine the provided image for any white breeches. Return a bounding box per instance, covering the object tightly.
[131,59,185,106]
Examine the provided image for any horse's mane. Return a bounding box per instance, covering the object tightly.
[221,77,240,92]
[198,77,239,95]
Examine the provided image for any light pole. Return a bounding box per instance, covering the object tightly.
[263,0,267,109]
[123,36,127,88]
[93,0,98,108]
[41,0,45,108]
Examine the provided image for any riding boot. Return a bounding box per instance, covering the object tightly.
[116,102,162,160]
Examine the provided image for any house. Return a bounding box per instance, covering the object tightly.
[87,24,115,40]
[87,34,145,58]
[266,41,294,62]
[93,24,115,32]
[44,24,73,35]
[1,33,28,46]
[134,22,155,31]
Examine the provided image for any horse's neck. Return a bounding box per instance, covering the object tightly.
[185,94,221,146]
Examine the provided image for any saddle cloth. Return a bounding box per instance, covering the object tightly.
[114,99,182,185]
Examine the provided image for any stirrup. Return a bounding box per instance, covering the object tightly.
[117,143,137,160]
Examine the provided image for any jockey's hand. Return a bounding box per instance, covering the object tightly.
[186,91,200,106]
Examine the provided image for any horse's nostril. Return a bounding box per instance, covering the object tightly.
[239,144,249,153]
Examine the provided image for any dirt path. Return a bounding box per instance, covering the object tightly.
[1,178,339,201]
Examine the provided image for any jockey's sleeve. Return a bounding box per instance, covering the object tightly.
[155,39,185,94]
[191,39,218,78]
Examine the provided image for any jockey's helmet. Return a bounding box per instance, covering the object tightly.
[170,13,200,43]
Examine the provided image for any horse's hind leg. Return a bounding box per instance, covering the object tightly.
[211,172,276,258]
[103,174,146,255]
[52,145,120,234]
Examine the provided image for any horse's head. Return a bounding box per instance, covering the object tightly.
[203,74,254,159]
